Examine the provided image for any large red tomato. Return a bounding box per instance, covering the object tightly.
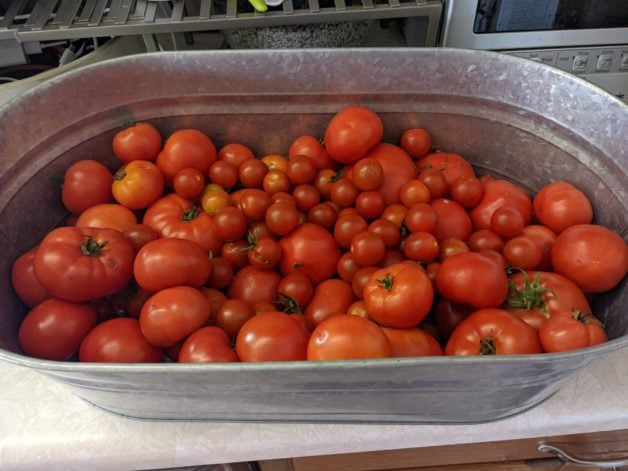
[304,278,356,328]
[236,311,310,362]
[416,152,475,190]
[551,224,627,293]
[143,193,223,254]
[155,129,217,185]
[278,223,341,285]
[61,160,114,216]
[75,203,138,233]
[445,308,542,355]
[307,314,392,360]
[469,179,532,230]
[112,122,162,163]
[363,262,433,328]
[539,311,607,353]
[18,298,97,360]
[533,182,593,233]
[430,198,473,241]
[324,106,383,164]
[11,246,50,309]
[381,327,443,357]
[79,317,163,363]
[33,226,134,302]
[288,135,336,171]
[133,238,211,292]
[178,326,239,363]
[227,265,281,306]
[435,252,508,309]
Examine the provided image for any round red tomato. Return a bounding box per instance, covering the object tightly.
[445,308,542,355]
[304,278,356,328]
[11,246,50,309]
[215,299,255,339]
[19,298,97,360]
[381,327,443,357]
[435,252,508,309]
[112,160,165,210]
[307,314,392,360]
[289,135,335,171]
[62,160,114,216]
[123,223,159,252]
[539,311,607,353]
[400,128,432,159]
[278,223,341,285]
[140,286,211,347]
[551,224,627,293]
[236,311,310,362]
[416,152,475,190]
[134,238,211,292]
[112,122,162,163]
[79,317,163,363]
[533,181,593,233]
[324,106,383,164]
[469,179,533,230]
[156,129,217,185]
[430,198,473,242]
[363,262,433,328]
[34,226,134,302]
[75,203,138,233]
[227,265,281,306]
[178,326,239,363]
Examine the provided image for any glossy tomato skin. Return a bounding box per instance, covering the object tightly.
[533,182,593,233]
[445,308,542,355]
[134,238,211,292]
[75,203,138,233]
[123,223,159,252]
[236,311,310,362]
[155,129,217,185]
[278,223,341,285]
[112,160,165,210]
[140,286,211,347]
[430,198,473,242]
[416,152,475,190]
[11,246,50,308]
[469,179,532,231]
[143,193,223,254]
[19,298,97,360]
[539,311,607,353]
[307,314,392,360]
[304,278,356,328]
[289,135,336,171]
[227,265,281,306]
[62,160,114,216]
[435,252,508,309]
[178,326,239,363]
[79,317,163,363]
[363,262,433,328]
[112,122,162,163]
[520,225,556,271]
[34,226,134,302]
[381,327,443,357]
[551,224,627,293]
[324,107,383,164]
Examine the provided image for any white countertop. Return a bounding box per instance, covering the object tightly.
[1,346,627,471]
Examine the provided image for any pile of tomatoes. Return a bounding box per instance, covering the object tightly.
[12,106,627,363]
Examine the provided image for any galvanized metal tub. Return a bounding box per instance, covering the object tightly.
[0,49,626,423]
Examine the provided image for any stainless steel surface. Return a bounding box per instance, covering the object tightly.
[0,49,626,423]
[538,443,628,469]
[0,0,443,45]
[440,0,628,49]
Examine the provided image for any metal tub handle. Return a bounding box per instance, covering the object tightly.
[538,442,628,469]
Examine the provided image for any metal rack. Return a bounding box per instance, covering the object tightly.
[0,0,442,44]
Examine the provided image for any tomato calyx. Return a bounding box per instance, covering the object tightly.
[181,206,201,221]
[114,170,127,181]
[275,292,302,314]
[376,273,394,292]
[80,237,109,257]
[507,271,554,312]
[480,336,496,355]
[329,166,346,182]
[570,310,598,325]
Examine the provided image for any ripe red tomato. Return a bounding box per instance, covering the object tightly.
[62,160,114,216]
[358,143,417,205]
[520,225,556,271]
[324,106,383,164]
[350,231,386,267]
[156,129,217,185]
[11,246,50,309]
[489,206,525,238]
[533,181,593,233]
[368,218,401,248]
[304,278,356,327]
[265,201,299,236]
[351,158,384,191]
[307,314,392,360]
[79,317,163,363]
[399,179,431,207]
[218,143,255,168]
[112,122,162,163]
[450,176,483,208]
[134,238,211,292]
[551,224,627,293]
[227,265,281,306]
[400,128,432,159]
[279,223,341,284]
[209,160,239,189]
[470,179,532,230]
[143,193,223,254]
[381,327,443,357]
[539,311,607,353]
[467,229,504,253]
[178,326,239,363]
[446,308,542,355]
[430,198,473,242]
[19,298,97,360]
[173,168,206,199]
[330,177,359,208]
[352,266,378,299]
[363,262,433,328]
[404,203,438,234]
[416,152,475,190]
[75,203,138,233]
[248,238,282,271]
[277,271,314,310]
[212,206,247,242]
[123,223,159,252]
[292,184,321,212]
[437,237,469,261]
[112,160,164,210]
[503,236,542,271]
[289,135,335,171]
[334,213,369,249]
[215,298,255,338]
[140,286,211,347]
[402,232,439,263]
[435,252,508,309]
[34,226,134,302]
[286,155,317,185]
[236,311,310,362]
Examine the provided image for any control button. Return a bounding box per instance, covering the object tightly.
[596,53,613,71]
[573,55,588,72]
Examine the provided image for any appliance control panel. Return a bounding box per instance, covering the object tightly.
[508,46,628,75]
